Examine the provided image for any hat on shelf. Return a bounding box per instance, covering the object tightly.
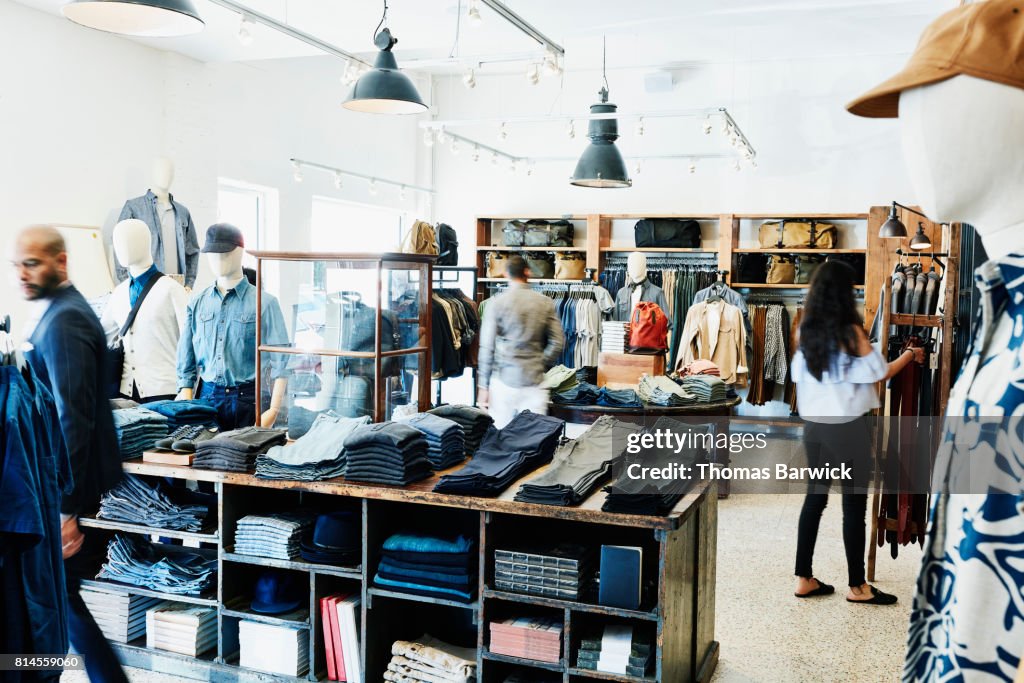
[847,0,1024,118]
[250,570,304,615]
[300,511,361,566]
[200,223,245,253]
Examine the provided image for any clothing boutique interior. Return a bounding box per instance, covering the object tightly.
[3,0,1021,682]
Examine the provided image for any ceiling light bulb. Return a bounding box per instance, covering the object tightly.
[471,146,480,162]
[542,50,562,77]
[399,185,407,201]
[462,68,476,89]
[750,160,758,169]
[635,118,645,137]
[491,152,499,166]
[334,172,343,189]
[436,129,450,146]
[422,129,435,147]
[450,140,460,155]
[526,162,535,176]
[467,0,483,27]
[703,116,713,135]
[526,63,540,85]
[689,163,697,174]
[498,122,508,140]
[634,159,642,175]
[508,161,518,175]
[733,160,741,172]
[368,179,378,195]
[237,16,253,45]
[567,120,575,139]
[292,162,303,183]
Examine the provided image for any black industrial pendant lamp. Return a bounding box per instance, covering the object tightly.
[570,38,631,188]
[343,1,427,115]
[909,222,933,250]
[61,0,204,36]
[879,202,909,238]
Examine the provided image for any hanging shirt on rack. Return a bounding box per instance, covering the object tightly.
[676,300,748,385]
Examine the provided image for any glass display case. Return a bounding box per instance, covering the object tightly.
[250,251,434,425]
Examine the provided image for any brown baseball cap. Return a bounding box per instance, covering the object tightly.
[847,0,1024,118]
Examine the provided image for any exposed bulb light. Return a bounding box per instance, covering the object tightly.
[508,161,517,175]
[237,16,253,45]
[462,68,476,89]
[526,63,540,85]
[635,117,645,137]
[334,171,344,189]
[703,116,713,135]
[750,160,758,169]
[399,185,407,201]
[525,162,535,177]
[689,162,697,174]
[498,122,509,140]
[368,179,378,195]
[450,140,460,155]
[467,0,482,27]
[422,128,435,147]
[292,161,303,183]
[909,222,932,250]
[566,120,576,139]
[733,160,742,172]
[436,128,450,146]
[471,146,480,162]
[542,50,562,77]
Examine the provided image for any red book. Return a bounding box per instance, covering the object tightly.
[320,597,338,681]
[327,595,348,681]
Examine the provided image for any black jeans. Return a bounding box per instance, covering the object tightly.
[794,419,871,588]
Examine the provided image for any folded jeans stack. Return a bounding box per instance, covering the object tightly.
[255,413,371,481]
[515,416,642,506]
[192,427,288,472]
[97,535,217,596]
[427,405,494,457]
[234,513,315,560]
[433,411,564,497]
[638,375,696,406]
[395,413,467,470]
[343,422,432,485]
[141,399,218,431]
[384,636,477,683]
[596,387,643,408]
[97,474,211,531]
[678,375,727,403]
[551,382,600,406]
[540,365,578,393]
[112,407,169,460]
[373,533,477,603]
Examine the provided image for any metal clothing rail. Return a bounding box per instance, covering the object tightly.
[430,267,479,408]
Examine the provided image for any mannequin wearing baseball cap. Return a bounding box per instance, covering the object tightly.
[849,2,1024,680]
[175,224,289,430]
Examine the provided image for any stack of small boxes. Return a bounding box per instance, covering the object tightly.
[575,624,653,677]
[493,543,593,600]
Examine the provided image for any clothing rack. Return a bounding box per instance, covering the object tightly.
[430,267,479,407]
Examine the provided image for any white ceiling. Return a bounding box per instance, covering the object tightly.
[16,0,956,72]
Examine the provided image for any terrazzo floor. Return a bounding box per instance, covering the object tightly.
[61,493,922,683]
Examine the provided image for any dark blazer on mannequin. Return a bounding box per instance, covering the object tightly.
[27,284,122,516]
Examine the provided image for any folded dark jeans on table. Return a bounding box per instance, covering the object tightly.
[552,382,600,406]
[196,426,287,454]
[381,550,474,567]
[596,387,642,408]
[378,570,475,591]
[344,422,427,451]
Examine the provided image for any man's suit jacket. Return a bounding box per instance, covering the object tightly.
[27,285,122,515]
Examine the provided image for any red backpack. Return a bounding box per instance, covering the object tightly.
[629,302,669,351]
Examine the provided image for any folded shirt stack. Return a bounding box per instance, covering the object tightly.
[638,375,697,407]
[395,413,467,470]
[97,535,217,596]
[540,365,578,393]
[434,411,564,497]
[596,387,643,408]
[515,417,642,507]
[551,381,600,406]
[385,636,477,683]
[234,513,315,561]
[427,405,494,458]
[680,359,721,377]
[141,399,218,431]
[343,422,432,486]
[97,474,211,531]
[112,407,169,460]
[373,533,477,603]
[255,413,370,481]
[678,375,728,403]
[600,321,629,354]
[192,427,288,472]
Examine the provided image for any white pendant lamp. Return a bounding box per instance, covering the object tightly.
[62,0,204,37]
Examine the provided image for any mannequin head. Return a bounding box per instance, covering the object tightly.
[627,252,648,284]
[112,219,154,275]
[207,247,244,280]
[900,75,1024,258]
[152,157,175,198]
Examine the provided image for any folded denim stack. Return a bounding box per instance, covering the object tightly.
[540,365,578,393]
[434,411,564,497]
[142,399,218,431]
[373,533,477,603]
[234,513,315,560]
[112,407,169,460]
[192,427,288,472]
[427,405,494,457]
[551,382,600,406]
[97,474,211,531]
[97,535,217,596]
[678,375,728,403]
[395,413,466,470]
[386,636,477,683]
[638,375,697,406]
[596,387,643,408]
[255,413,371,481]
[343,423,432,485]
[300,510,361,566]
[515,417,642,507]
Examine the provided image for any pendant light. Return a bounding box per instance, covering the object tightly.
[342,1,427,115]
[909,222,932,250]
[879,203,908,238]
[61,0,203,36]
[570,37,631,188]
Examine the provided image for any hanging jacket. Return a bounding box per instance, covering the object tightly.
[675,300,748,385]
[117,190,200,288]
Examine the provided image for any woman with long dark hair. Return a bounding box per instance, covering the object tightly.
[790,260,923,605]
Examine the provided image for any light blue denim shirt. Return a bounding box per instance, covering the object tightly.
[176,277,289,390]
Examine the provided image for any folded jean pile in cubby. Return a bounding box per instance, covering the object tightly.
[255,413,370,481]
[343,422,432,486]
[97,474,211,531]
[384,636,477,683]
[192,427,287,472]
[427,405,494,458]
[373,533,477,603]
[141,399,218,431]
[395,413,466,470]
[433,411,564,497]
[112,407,168,460]
[97,535,216,596]
[234,512,315,561]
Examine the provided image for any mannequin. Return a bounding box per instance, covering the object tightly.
[613,252,669,325]
[176,225,288,430]
[101,219,188,401]
[117,157,200,288]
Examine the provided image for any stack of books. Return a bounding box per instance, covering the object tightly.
[79,588,165,643]
[493,543,594,600]
[601,322,629,353]
[489,616,563,664]
[575,624,653,677]
[145,605,217,657]
[319,594,362,681]
[239,621,309,677]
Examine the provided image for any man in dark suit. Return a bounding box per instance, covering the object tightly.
[14,226,127,683]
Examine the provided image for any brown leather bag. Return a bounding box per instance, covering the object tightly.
[554,253,586,280]
[486,251,508,278]
[766,255,796,284]
[401,220,439,255]
[758,220,836,249]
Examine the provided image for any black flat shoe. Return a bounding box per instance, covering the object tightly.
[847,586,898,605]
[795,579,835,598]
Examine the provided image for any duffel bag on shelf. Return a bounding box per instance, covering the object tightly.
[757,220,836,249]
[486,251,509,278]
[524,254,555,279]
[523,220,575,247]
[736,253,769,284]
[795,255,825,284]
[502,221,527,246]
[634,218,701,248]
[766,255,796,285]
[554,253,586,280]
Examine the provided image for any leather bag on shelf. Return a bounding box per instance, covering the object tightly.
[554,253,586,280]
[766,255,796,285]
[634,219,701,248]
[757,220,837,249]
[486,251,508,278]
[401,220,439,255]
[629,302,669,351]
[736,253,769,284]
[524,254,555,279]
[436,223,459,266]
[795,255,825,284]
